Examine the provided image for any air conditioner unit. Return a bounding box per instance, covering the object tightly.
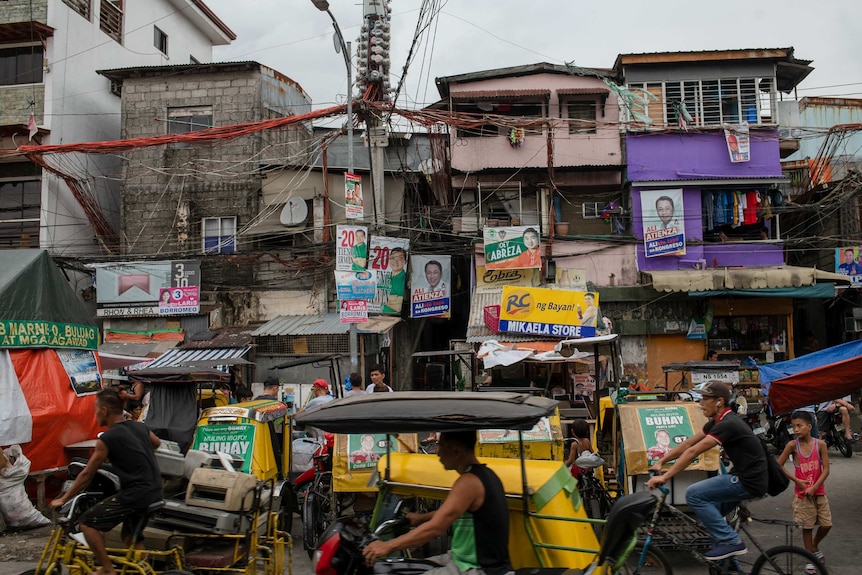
[844,317,862,332]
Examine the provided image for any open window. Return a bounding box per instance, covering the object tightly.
[100,0,123,43]
[452,91,548,138]
[476,182,540,229]
[167,106,213,134]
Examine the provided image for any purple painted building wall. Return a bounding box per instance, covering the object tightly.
[628,130,785,271]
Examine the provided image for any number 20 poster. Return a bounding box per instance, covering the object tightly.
[367,236,409,315]
[336,225,369,272]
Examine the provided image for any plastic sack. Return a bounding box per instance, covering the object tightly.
[0,445,51,528]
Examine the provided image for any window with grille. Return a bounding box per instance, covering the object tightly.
[62,0,91,19]
[628,77,775,128]
[99,0,123,43]
[202,216,237,254]
[565,100,597,134]
[154,26,168,56]
[167,106,213,134]
[0,180,41,248]
[0,46,43,85]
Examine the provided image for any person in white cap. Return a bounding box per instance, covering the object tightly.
[647,380,767,561]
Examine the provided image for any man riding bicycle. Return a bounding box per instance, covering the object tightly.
[647,380,767,561]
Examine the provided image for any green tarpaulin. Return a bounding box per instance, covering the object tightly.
[0,250,97,350]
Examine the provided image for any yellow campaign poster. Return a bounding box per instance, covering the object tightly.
[499,286,599,338]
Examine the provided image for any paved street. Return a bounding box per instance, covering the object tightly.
[665,443,862,575]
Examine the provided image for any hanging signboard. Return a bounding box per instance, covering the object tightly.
[336,225,369,271]
[367,236,410,315]
[498,286,599,338]
[483,226,542,270]
[334,270,378,300]
[158,286,200,315]
[410,255,451,318]
[475,265,539,293]
[192,424,255,473]
[340,300,368,324]
[345,173,364,219]
[641,188,686,258]
[95,260,201,317]
[57,350,102,395]
[724,122,750,163]
[835,247,862,287]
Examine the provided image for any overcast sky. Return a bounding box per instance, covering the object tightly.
[205,0,862,114]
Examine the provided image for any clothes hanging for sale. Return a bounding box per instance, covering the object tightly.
[704,191,714,229]
[743,191,759,225]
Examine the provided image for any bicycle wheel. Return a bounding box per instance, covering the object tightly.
[617,544,673,575]
[750,545,827,575]
[302,491,328,557]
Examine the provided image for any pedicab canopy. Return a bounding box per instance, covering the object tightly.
[0,250,101,472]
[294,391,558,434]
[759,339,862,414]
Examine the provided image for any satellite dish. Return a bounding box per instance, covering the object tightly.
[280,197,308,226]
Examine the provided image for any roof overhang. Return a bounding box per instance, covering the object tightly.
[451,89,551,101]
[252,313,400,337]
[632,177,789,187]
[648,266,850,293]
[168,0,236,44]
[0,21,54,43]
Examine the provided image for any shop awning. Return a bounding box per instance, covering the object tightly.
[648,266,849,293]
[134,346,252,371]
[251,313,400,337]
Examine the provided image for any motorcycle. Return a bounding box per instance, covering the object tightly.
[763,410,793,453]
[741,402,766,440]
[817,409,854,458]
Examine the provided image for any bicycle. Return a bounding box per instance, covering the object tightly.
[627,485,828,575]
[572,450,620,522]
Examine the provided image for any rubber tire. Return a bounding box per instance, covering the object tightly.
[834,428,852,458]
[302,491,327,558]
[618,544,673,575]
[750,545,827,575]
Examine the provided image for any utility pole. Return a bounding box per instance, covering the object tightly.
[357,0,392,232]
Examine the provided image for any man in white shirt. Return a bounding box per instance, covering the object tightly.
[366,365,393,393]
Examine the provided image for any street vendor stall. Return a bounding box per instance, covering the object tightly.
[0,250,101,473]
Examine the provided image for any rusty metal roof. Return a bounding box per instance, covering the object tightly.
[648,266,849,293]
[436,63,616,98]
[252,313,400,337]
[451,89,551,100]
[0,21,53,43]
[556,88,610,96]
[182,327,255,349]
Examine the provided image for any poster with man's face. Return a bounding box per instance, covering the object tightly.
[336,225,369,272]
[835,247,862,287]
[410,255,450,318]
[640,188,685,258]
[367,236,410,315]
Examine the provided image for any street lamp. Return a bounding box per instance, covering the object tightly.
[311,0,358,373]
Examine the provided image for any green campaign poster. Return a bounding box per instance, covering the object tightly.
[637,406,695,466]
[193,424,256,473]
[347,433,390,470]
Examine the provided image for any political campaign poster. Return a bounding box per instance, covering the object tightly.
[367,236,410,315]
[410,255,450,318]
[641,188,686,258]
[724,123,750,163]
[637,405,695,467]
[835,247,862,287]
[479,417,552,444]
[158,286,200,315]
[483,226,542,270]
[345,173,364,219]
[334,270,378,300]
[475,265,540,294]
[347,433,389,470]
[498,286,599,338]
[340,300,368,324]
[193,424,255,473]
[336,225,369,272]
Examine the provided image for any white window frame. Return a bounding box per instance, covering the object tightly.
[202,216,237,254]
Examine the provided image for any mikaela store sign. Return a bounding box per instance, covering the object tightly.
[498,286,599,338]
[192,424,255,473]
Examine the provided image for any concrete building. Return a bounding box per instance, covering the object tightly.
[0,0,234,255]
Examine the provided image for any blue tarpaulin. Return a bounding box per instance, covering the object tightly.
[759,340,862,413]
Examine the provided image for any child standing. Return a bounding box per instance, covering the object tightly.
[566,419,593,477]
[777,411,831,572]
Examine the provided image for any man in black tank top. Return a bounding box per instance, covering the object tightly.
[51,389,162,575]
[363,430,513,575]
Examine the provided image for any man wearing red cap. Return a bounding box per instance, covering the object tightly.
[304,378,334,411]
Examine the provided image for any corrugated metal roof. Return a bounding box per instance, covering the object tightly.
[466,291,556,344]
[648,266,849,293]
[140,347,252,370]
[182,327,255,349]
[251,314,400,337]
[556,88,610,96]
[452,89,551,100]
